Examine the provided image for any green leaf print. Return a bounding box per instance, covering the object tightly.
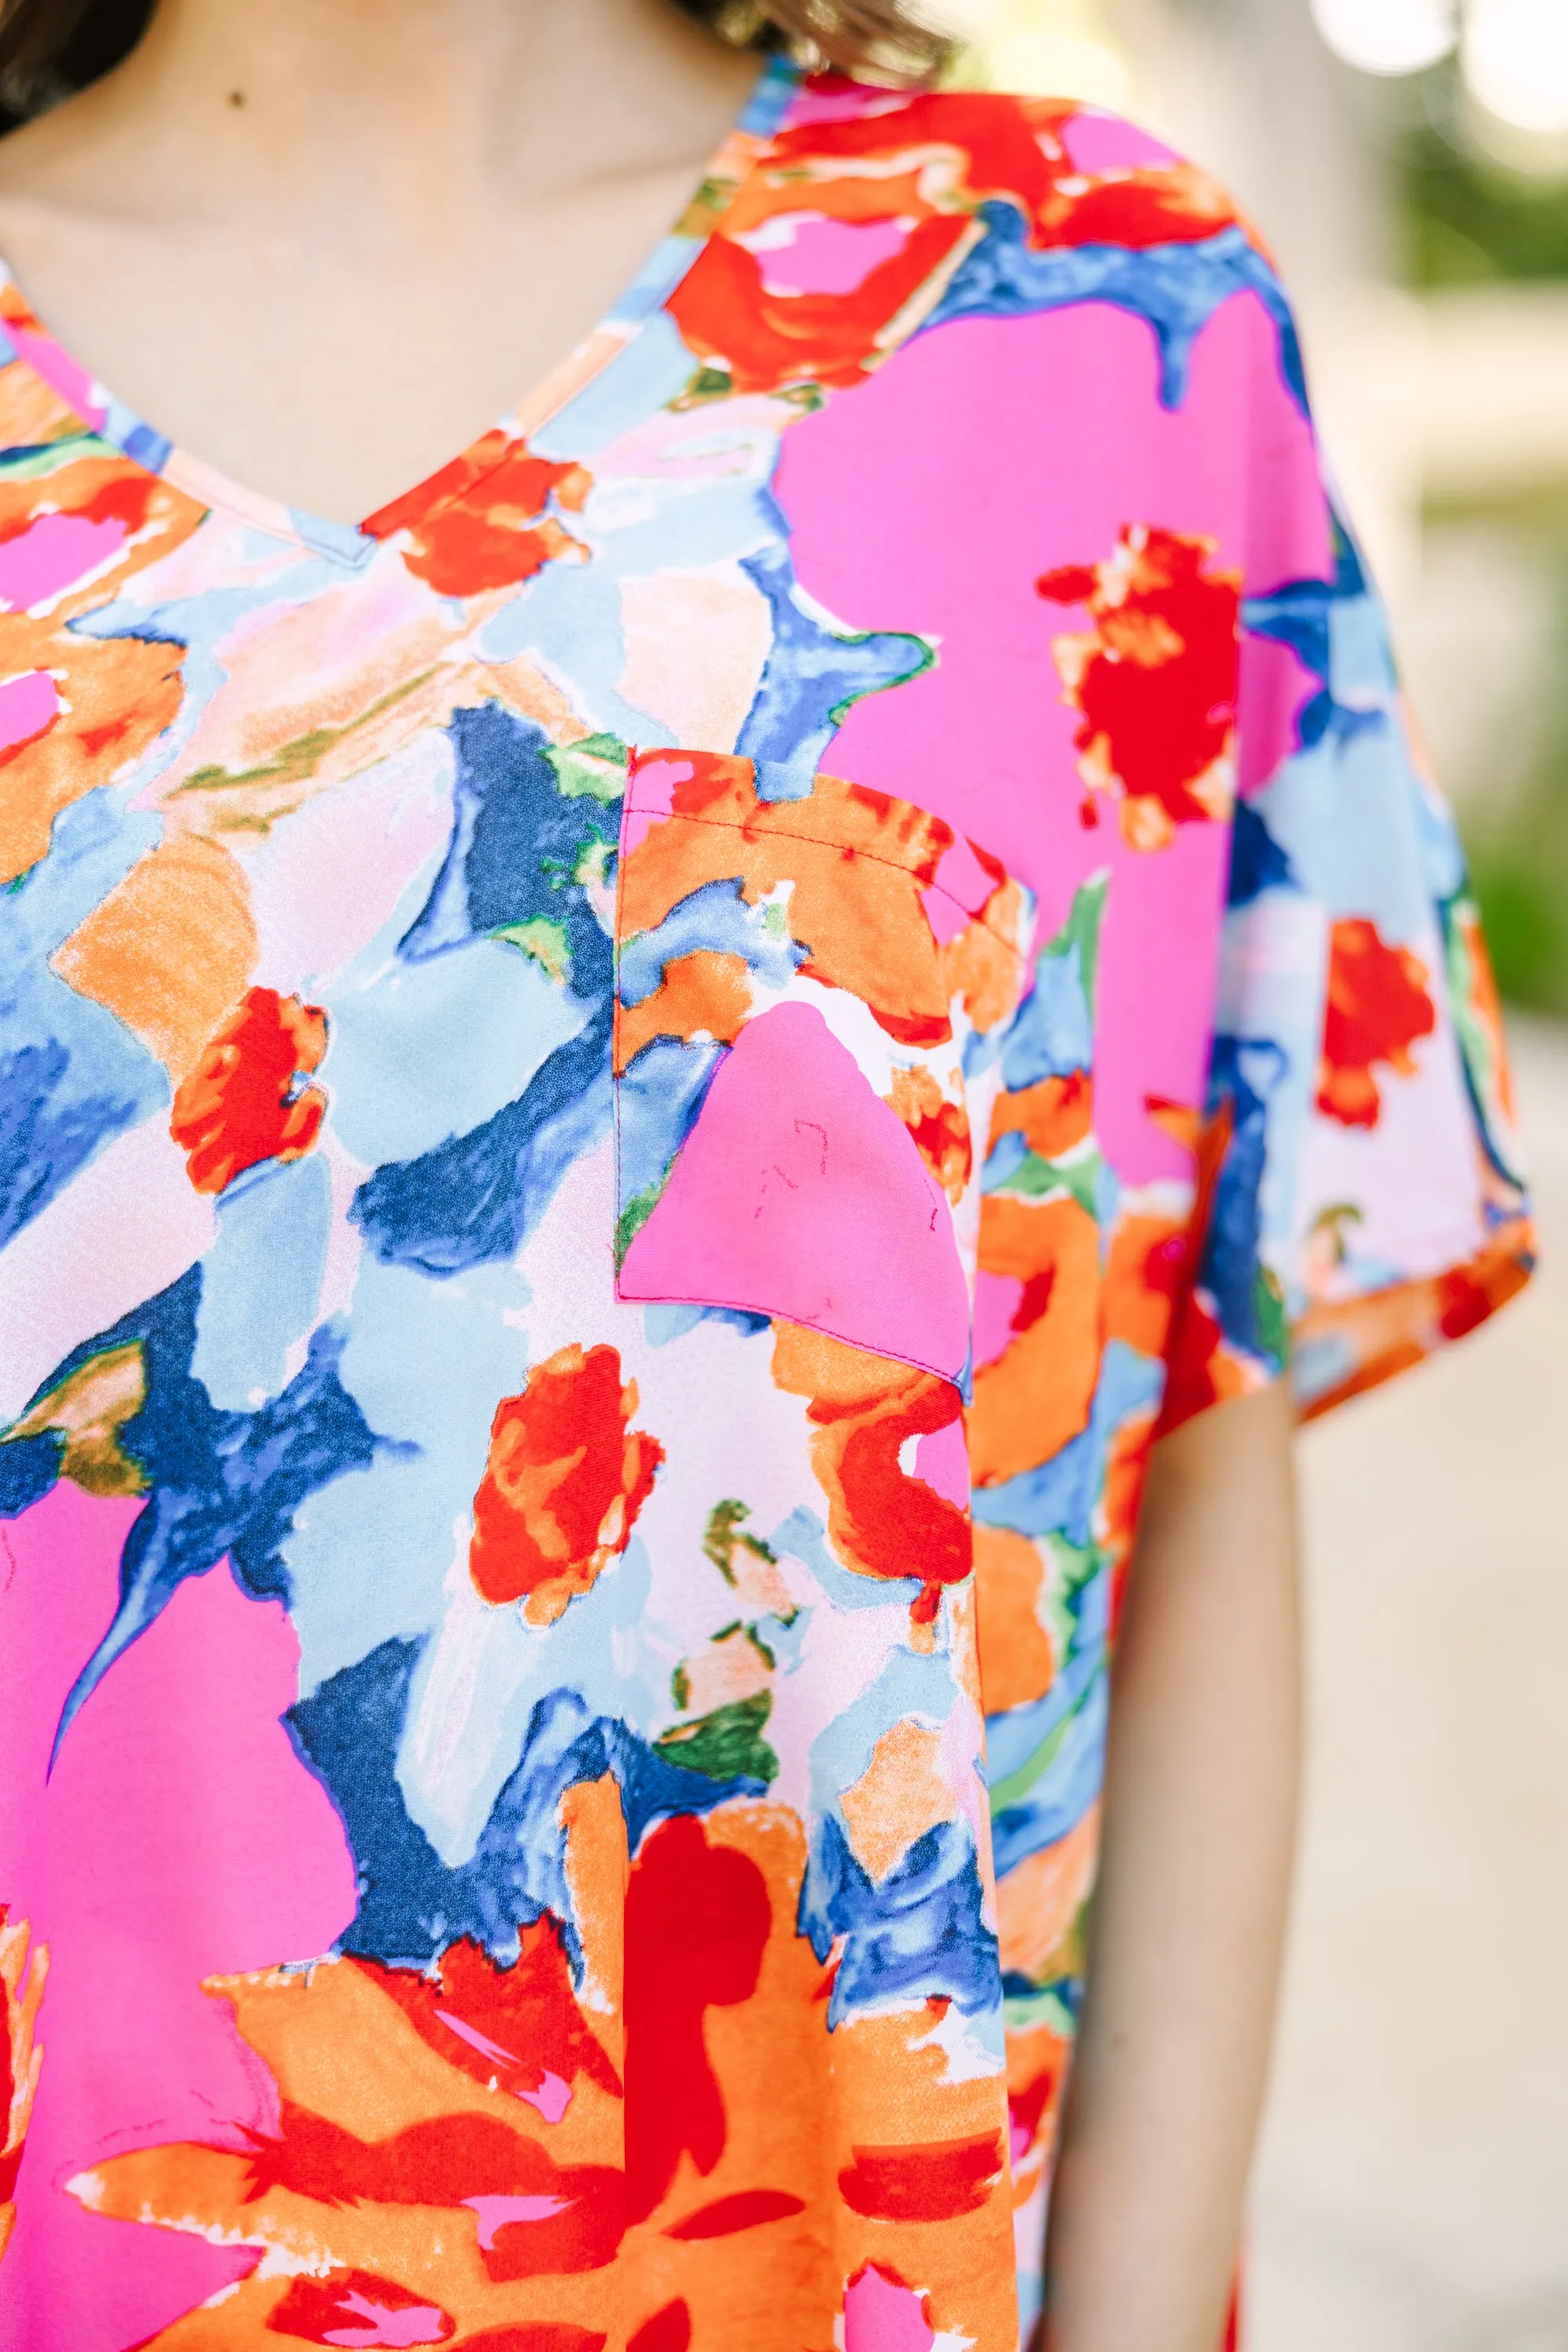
[655,1691,779,1786]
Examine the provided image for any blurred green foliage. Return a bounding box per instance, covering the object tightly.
[1400,105,1568,1010]
[1404,124,1568,286]
[1468,843,1568,1016]
[1451,537,1568,1016]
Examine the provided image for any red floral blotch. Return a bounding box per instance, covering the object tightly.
[470,1344,665,1621]
[628,2305,693,2352]
[265,2268,455,2344]
[886,1066,972,1205]
[666,212,972,397]
[624,1813,771,2225]
[837,2130,1005,2221]
[663,2187,807,2238]
[240,2100,625,2278]
[764,86,1238,256]
[766,87,1058,212]
[461,2333,608,2352]
[1007,2063,1062,2165]
[0,1978,16,2213]
[376,1920,620,2109]
[364,429,591,596]
[1034,153,1240,250]
[833,1382,971,1626]
[1038,524,1241,851]
[1316,916,1436,1130]
[669,88,1243,400]
[169,985,328,1193]
[771,1327,971,1630]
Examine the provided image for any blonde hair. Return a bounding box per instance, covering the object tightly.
[695,0,952,81]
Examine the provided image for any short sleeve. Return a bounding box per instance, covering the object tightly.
[1163,466,1535,1431]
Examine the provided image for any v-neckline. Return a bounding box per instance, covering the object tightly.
[0,50,803,570]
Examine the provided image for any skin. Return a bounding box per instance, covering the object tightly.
[0,0,762,521]
[0,7,1304,2340]
[1040,1379,1301,2352]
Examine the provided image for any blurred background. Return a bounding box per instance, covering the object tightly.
[948,2,1568,2343]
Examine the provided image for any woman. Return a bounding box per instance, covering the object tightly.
[0,1,1532,2347]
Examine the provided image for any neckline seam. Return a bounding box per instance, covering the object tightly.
[0,50,808,573]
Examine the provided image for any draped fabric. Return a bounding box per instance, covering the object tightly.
[0,58,1530,2352]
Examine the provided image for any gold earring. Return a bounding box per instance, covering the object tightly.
[713,1,770,44]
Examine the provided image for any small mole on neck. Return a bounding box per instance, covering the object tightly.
[227,88,245,109]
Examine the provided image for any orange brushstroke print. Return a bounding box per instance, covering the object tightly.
[49,833,259,1085]
[612,949,752,1074]
[972,1524,1056,1717]
[885,1065,972,1204]
[971,1194,1102,1488]
[770,1324,971,1628]
[67,1791,1021,2347]
[621,752,957,1047]
[0,348,204,880]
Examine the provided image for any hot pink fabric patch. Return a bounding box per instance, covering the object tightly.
[0,667,57,748]
[619,999,970,1377]
[0,1485,358,2352]
[844,2262,937,2352]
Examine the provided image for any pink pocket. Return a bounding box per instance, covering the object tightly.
[613,750,1034,1385]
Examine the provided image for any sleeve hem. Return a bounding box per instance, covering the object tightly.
[1290,1217,1537,1424]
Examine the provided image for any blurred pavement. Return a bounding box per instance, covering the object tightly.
[1250,1018,1568,2349]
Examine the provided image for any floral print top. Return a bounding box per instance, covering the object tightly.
[0,57,1533,2352]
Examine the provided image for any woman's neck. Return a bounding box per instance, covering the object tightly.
[20,0,761,230]
[0,0,765,521]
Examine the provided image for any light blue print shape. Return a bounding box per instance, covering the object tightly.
[76,557,336,787]
[618,875,805,1009]
[735,541,934,802]
[532,311,732,465]
[281,1251,532,1696]
[479,560,663,751]
[190,1153,331,1412]
[768,1502,924,1617]
[985,1562,1112,1883]
[989,1671,1109,1885]
[322,936,590,1168]
[806,1645,963,1831]
[0,791,166,1247]
[1247,728,1436,948]
[396,1533,667,1871]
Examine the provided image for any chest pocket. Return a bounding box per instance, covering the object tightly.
[613,751,1035,1386]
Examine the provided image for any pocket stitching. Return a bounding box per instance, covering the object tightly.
[611,794,1031,1391]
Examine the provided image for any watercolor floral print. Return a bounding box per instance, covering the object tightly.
[0,57,1530,2352]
